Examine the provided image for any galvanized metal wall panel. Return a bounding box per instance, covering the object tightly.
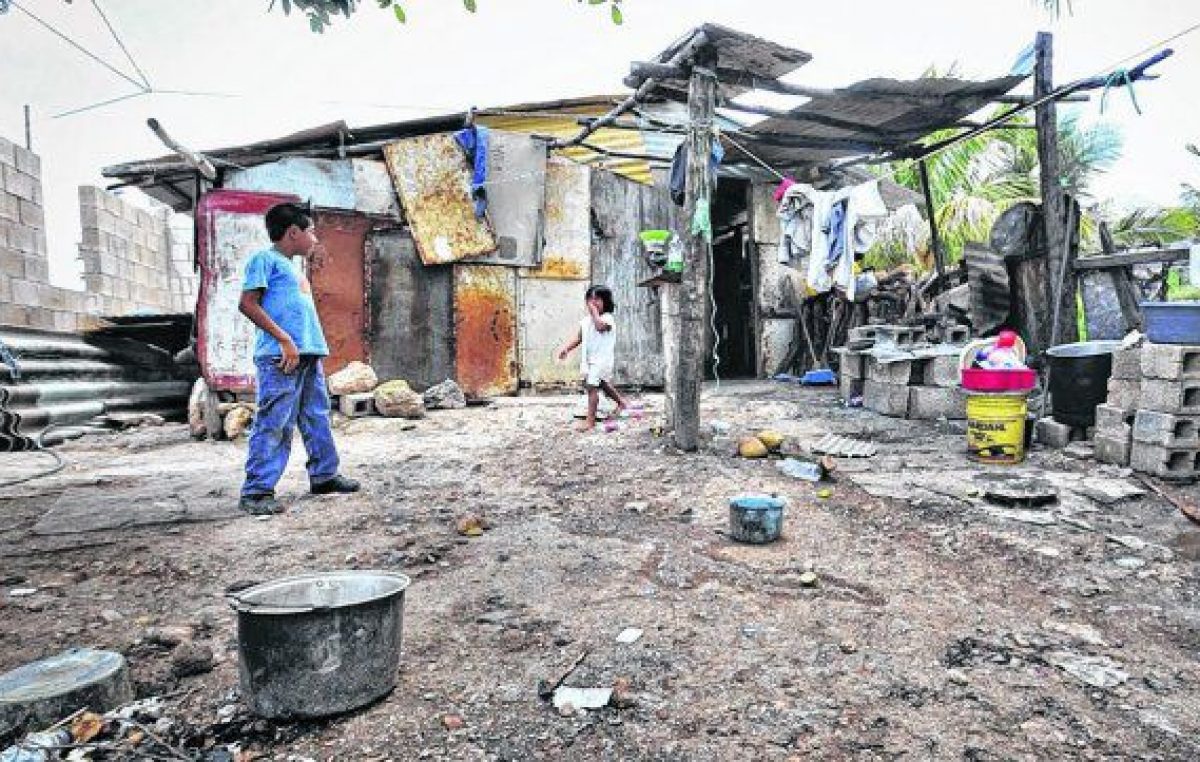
[367,229,454,389]
[195,190,298,392]
[224,158,356,210]
[454,264,518,398]
[352,159,402,217]
[589,169,671,387]
[518,278,584,388]
[523,159,591,280]
[308,212,372,375]
[471,133,546,267]
[383,134,497,265]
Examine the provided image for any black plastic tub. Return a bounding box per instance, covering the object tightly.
[1046,340,1123,427]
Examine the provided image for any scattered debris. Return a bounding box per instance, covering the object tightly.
[169,642,215,678]
[756,430,785,451]
[985,507,1058,526]
[976,474,1059,507]
[537,651,588,699]
[1136,475,1200,526]
[222,405,254,440]
[777,455,836,482]
[1042,620,1108,646]
[817,488,833,499]
[551,687,612,713]
[1044,651,1129,689]
[798,571,819,587]
[737,436,769,459]
[611,677,637,709]
[615,628,643,644]
[454,513,488,537]
[7,588,37,598]
[327,361,379,396]
[375,380,426,419]
[441,713,465,731]
[811,433,877,458]
[422,379,467,410]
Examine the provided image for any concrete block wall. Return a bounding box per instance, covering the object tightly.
[0,135,196,331]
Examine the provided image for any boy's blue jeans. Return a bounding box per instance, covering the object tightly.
[242,355,340,497]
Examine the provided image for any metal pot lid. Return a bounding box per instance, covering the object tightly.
[1045,340,1122,358]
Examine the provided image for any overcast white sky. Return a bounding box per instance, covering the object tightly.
[1,0,1198,288]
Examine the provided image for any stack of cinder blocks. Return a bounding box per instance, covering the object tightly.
[1093,344,1140,464]
[843,325,969,420]
[1129,343,1200,478]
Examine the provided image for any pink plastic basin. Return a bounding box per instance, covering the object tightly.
[960,367,1037,393]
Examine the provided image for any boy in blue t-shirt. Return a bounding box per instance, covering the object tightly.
[237,202,359,515]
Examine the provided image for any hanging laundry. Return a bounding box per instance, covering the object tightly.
[777,180,888,300]
[453,124,490,218]
[669,139,726,207]
[772,176,797,203]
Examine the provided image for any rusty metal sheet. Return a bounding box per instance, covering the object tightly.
[472,132,546,267]
[195,189,298,393]
[522,159,591,280]
[454,265,517,398]
[367,229,454,389]
[383,134,497,265]
[308,212,373,375]
[518,278,584,388]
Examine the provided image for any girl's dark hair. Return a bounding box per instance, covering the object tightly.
[585,285,615,314]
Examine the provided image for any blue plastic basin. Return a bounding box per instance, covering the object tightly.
[728,495,785,544]
[1142,301,1200,345]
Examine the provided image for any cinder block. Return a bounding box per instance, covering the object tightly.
[864,380,911,418]
[867,357,922,385]
[1132,409,1200,447]
[908,385,967,420]
[338,392,376,418]
[0,303,28,326]
[835,348,867,380]
[1094,431,1132,466]
[1095,402,1134,434]
[1106,379,1141,410]
[932,324,970,344]
[0,250,23,278]
[0,192,18,223]
[2,166,38,202]
[1110,347,1142,381]
[839,376,864,402]
[1140,378,1200,415]
[13,146,40,177]
[928,354,963,388]
[7,223,34,254]
[0,137,14,167]
[10,278,38,305]
[1140,342,1200,381]
[1130,441,1200,479]
[1036,417,1073,449]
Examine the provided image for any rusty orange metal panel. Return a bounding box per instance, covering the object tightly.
[382,134,497,265]
[454,265,518,398]
[309,212,373,375]
[521,159,591,281]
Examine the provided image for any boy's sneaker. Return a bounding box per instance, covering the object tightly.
[311,475,360,495]
[239,493,282,515]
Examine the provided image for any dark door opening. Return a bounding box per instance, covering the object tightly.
[706,178,755,379]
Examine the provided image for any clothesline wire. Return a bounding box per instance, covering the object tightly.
[90,0,152,90]
[10,0,148,93]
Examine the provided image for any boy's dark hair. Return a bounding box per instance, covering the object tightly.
[265,202,313,242]
[586,284,615,314]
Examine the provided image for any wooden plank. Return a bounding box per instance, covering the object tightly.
[589,169,668,387]
[1072,247,1189,270]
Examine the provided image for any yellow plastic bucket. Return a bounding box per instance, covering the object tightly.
[966,392,1028,465]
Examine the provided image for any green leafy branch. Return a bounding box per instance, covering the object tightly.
[270,0,625,33]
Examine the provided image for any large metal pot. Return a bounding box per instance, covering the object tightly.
[1046,340,1122,427]
[228,571,410,719]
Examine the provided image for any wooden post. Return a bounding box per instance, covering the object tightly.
[1035,31,1077,349]
[668,47,717,451]
[917,160,946,280]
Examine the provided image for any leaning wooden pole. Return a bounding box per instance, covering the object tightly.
[669,49,717,451]
[1035,31,1077,349]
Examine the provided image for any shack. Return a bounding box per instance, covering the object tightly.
[102,25,1032,403]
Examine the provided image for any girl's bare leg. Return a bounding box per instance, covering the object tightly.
[599,380,628,414]
[577,387,600,431]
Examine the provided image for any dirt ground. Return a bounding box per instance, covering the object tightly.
[1,381,1198,761]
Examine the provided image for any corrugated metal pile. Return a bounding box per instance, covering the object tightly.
[0,324,195,450]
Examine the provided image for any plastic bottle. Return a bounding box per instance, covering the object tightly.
[1,730,72,762]
[665,236,684,273]
[978,330,1024,370]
